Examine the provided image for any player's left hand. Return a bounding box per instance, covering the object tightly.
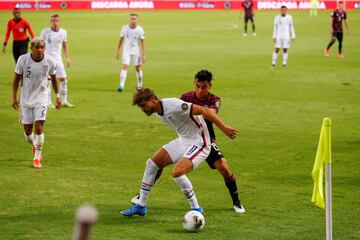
[55,98,61,109]
[292,38,296,42]
[142,56,146,64]
[12,98,19,110]
[66,58,71,68]
[223,126,239,140]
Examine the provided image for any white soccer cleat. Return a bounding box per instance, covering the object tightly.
[62,101,75,108]
[253,32,257,36]
[243,33,248,37]
[131,194,140,205]
[233,203,245,214]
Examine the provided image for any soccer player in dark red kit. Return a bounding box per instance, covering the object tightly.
[325,1,350,59]
[3,8,35,63]
[131,70,245,214]
[242,0,256,36]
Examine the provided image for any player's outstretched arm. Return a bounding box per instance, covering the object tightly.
[63,42,71,67]
[140,39,146,64]
[191,104,238,139]
[12,74,21,110]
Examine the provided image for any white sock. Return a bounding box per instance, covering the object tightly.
[138,159,159,206]
[24,132,35,146]
[34,133,44,160]
[272,52,278,65]
[283,52,288,66]
[48,81,52,106]
[60,80,68,104]
[174,175,200,209]
[136,70,143,89]
[119,70,127,89]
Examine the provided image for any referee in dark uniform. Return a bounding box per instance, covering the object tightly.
[3,8,35,62]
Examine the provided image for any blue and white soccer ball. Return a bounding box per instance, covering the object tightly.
[183,210,205,232]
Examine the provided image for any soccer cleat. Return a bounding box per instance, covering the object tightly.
[253,32,256,36]
[62,101,75,108]
[131,193,140,205]
[282,64,287,68]
[233,203,245,214]
[338,53,344,59]
[48,103,55,109]
[120,204,147,217]
[117,87,124,92]
[33,159,42,169]
[243,33,248,37]
[271,64,275,69]
[191,207,204,214]
[325,48,330,57]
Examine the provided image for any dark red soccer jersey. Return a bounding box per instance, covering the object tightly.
[331,10,347,33]
[180,91,221,142]
[242,0,254,17]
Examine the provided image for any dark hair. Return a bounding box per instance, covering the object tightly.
[51,14,60,18]
[132,88,158,106]
[338,1,343,4]
[281,5,287,8]
[195,70,213,83]
[13,8,20,12]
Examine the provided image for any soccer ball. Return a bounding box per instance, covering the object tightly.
[183,210,205,232]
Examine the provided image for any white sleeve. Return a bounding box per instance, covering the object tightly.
[15,56,24,75]
[40,29,45,40]
[140,27,145,40]
[290,16,296,39]
[120,26,126,38]
[63,29,68,43]
[273,16,278,38]
[166,98,191,116]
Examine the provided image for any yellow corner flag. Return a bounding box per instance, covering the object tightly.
[311,118,332,209]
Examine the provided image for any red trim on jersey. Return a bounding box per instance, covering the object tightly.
[189,104,201,128]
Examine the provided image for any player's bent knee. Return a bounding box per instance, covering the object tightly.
[122,65,129,70]
[146,159,160,170]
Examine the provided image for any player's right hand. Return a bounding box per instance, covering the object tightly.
[12,99,19,110]
[273,38,276,44]
[115,52,119,60]
[2,46,6,53]
[223,126,239,140]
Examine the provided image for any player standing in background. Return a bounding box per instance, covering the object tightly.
[309,0,319,17]
[242,0,256,36]
[115,13,145,92]
[41,14,74,108]
[120,88,238,216]
[272,6,296,68]
[12,37,61,168]
[3,8,35,63]
[325,1,350,59]
[131,70,245,213]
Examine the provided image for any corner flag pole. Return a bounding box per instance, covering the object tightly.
[324,119,332,240]
[311,118,332,240]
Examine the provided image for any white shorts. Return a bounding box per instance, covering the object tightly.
[122,52,142,66]
[275,38,290,49]
[20,105,48,124]
[54,58,67,78]
[162,138,211,169]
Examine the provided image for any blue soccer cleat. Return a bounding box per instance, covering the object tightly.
[191,207,204,214]
[117,87,123,92]
[120,204,147,217]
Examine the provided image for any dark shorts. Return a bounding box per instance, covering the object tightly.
[244,16,254,23]
[205,143,224,169]
[332,32,343,42]
[13,39,29,63]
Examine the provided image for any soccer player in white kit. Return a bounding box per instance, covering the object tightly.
[272,6,296,68]
[120,88,238,216]
[115,13,145,92]
[12,37,61,168]
[41,14,74,108]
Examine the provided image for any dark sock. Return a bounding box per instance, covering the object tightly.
[224,174,241,205]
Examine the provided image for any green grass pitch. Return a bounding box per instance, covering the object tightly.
[0,9,359,240]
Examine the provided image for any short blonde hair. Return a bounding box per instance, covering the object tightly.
[30,37,45,49]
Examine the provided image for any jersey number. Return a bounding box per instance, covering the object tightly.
[26,67,31,78]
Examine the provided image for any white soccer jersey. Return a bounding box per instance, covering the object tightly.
[41,27,67,59]
[120,24,144,54]
[15,53,56,107]
[273,14,296,39]
[157,98,211,146]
